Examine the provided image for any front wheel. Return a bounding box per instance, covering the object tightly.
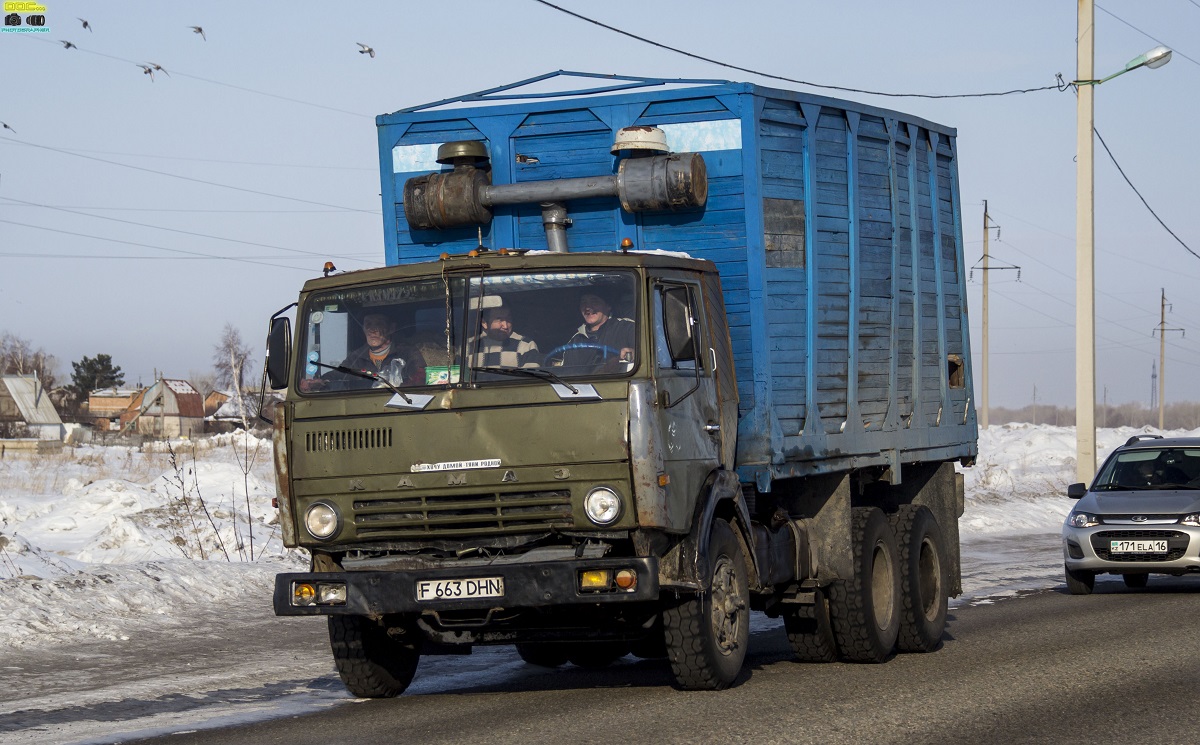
[829,507,901,663]
[328,615,420,698]
[663,519,750,690]
[1064,566,1096,595]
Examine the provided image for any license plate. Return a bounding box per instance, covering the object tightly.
[416,577,504,602]
[1110,540,1168,553]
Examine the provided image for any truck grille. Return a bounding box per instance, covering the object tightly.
[305,427,392,453]
[1091,530,1189,561]
[352,489,573,538]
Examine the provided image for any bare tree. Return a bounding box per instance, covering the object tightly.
[0,332,59,389]
[212,324,256,430]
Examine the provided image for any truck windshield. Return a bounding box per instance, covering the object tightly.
[296,270,639,394]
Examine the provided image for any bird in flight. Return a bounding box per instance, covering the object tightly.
[137,64,155,82]
[357,42,375,58]
[1,122,15,134]
[77,18,91,32]
[59,40,77,50]
[190,25,206,41]
[146,62,170,77]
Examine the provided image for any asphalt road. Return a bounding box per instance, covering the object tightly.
[125,576,1200,745]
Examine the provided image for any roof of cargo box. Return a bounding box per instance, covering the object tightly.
[378,70,956,137]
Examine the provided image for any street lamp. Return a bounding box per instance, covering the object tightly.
[1075,2,1172,485]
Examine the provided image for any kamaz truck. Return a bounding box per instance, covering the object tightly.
[265,73,978,694]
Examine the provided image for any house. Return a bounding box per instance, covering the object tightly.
[207,390,279,432]
[204,390,229,417]
[118,379,205,438]
[0,374,65,441]
[88,387,143,431]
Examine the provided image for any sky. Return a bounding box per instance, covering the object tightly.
[1,1,1198,408]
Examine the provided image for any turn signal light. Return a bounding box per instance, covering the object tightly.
[614,569,637,590]
[580,570,611,591]
[293,582,316,606]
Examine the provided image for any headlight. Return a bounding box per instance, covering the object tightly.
[1068,512,1101,528]
[584,487,622,525]
[305,502,341,539]
[1180,513,1200,526]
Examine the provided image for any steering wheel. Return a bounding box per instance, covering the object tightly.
[545,341,624,364]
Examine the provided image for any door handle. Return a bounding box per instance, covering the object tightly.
[704,423,720,433]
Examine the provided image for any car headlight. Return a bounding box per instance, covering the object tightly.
[584,487,622,525]
[305,502,341,539]
[1180,513,1200,526]
[1068,512,1101,528]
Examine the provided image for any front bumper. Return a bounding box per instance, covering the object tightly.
[1062,524,1200,573]
[274,556,660,616]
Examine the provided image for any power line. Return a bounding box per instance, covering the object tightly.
[531,0,1061,99]
[0,218,322,272]
[1096,4,1200,68]
[23,36,372,118]
[0,196,376,265]
[37,147,376,172]
[0,136,379,214]
[1094,127,1199,261]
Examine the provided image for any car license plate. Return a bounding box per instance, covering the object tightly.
[1110,540,1167,553]
[416,577,504,601]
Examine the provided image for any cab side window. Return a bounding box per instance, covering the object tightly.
[654,284,700,371]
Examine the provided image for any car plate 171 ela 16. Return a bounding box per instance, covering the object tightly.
[1110,539,1168,553]
[416,577,504,601]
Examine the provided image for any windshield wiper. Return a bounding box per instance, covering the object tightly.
[471,365,578,395]
[312,361,412,404]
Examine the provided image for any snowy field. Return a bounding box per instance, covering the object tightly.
[0,423,1193,742]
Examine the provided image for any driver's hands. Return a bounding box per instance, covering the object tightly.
[619,347,633,362]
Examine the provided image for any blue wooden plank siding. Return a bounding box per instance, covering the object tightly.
[375,79,978,485]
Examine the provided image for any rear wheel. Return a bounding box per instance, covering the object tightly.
[890,505,948,652]
[1122,572,1149,589]
[515,643,569,668]
[1064,566,1095,595]
[829,507,901,663]
[783,586,837,663]
[663,519,749,689]
[328,615,419,698]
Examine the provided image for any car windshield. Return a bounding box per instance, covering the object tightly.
[295,270,639,394]
[1092,447,1200,490]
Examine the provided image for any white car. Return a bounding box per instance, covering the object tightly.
[1062,435,1200,594]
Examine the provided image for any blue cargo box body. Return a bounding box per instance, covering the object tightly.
[376,74,978,488]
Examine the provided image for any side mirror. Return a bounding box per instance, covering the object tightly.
[1066,482,1087,499]
[266,317,291,390]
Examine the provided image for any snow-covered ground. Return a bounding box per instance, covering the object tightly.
[0,423,1192,742]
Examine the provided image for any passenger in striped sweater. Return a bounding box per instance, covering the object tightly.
[470,305,542,368]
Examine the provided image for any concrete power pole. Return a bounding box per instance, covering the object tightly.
[1154,288,1185,429]
[975,201,1015,430]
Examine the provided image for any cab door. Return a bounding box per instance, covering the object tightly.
[652,280,721,511]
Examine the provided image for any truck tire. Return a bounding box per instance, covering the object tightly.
[566,641,628,669]
[782,586,837,662]
[515,643,569,668]
[328,615,419,698]
[829,507,900,663]
[663,519,749,690]
[889,505,948,652]
[1064,566,1095,595]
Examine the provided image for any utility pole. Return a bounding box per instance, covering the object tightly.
[1150,361,1158,420]
[973,200,1016,429]
[1153,288,1185,429]
[1102,385,1108,429]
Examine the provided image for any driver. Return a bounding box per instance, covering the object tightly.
[551,292,635,371]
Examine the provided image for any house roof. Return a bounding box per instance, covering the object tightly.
[0,375,63,426]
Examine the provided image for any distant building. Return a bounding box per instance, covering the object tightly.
[0,374,64,440]
[88,387,143,431]
[118,379,204,438]
[203,390,229,417]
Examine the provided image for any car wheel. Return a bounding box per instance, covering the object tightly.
[566,641,628,669]
[783,586,838,663]
[328,615,420,698]
[829,507,901,663]
[1064,566,1095,595]
[1122,572,1149,589]
[515,642,569,668]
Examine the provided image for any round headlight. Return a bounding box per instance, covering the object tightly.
[585,487,622,525]
[305,502,340,539]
